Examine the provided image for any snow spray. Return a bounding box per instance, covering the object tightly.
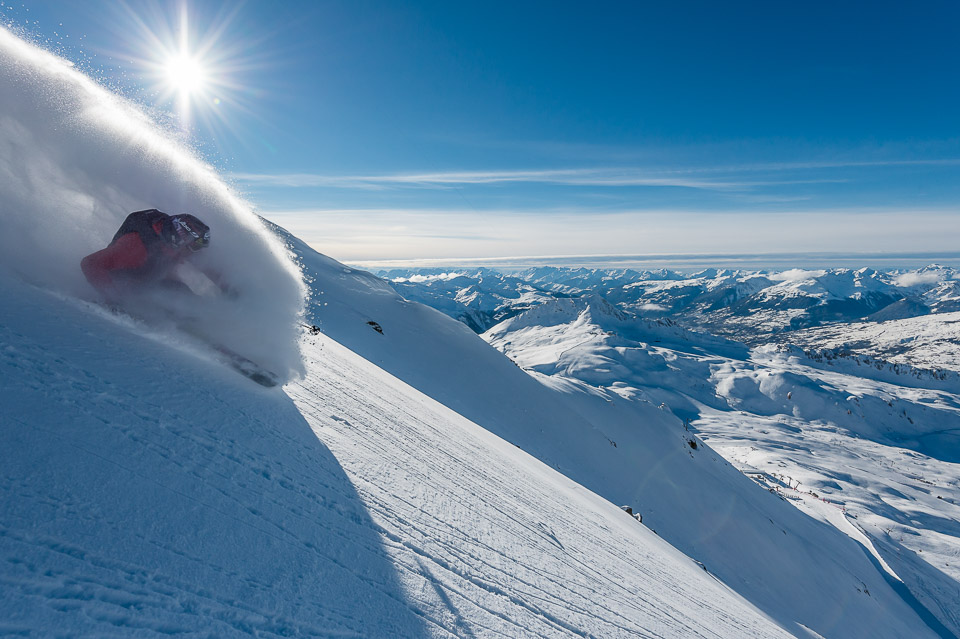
[0,26,306,380]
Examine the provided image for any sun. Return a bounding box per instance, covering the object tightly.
[151,7,214,126]
[164,52,206,97]
[103,1,275,141]
[106,1,260,133]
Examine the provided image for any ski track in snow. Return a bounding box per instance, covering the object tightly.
[291,337,787,638]
[1,284,425,637]
[0,276,790,637]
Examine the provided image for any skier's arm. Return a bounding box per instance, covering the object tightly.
[80,233,147,294]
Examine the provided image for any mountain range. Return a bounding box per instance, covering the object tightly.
[380,264,960,347]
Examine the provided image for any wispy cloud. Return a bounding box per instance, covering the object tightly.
[230,155,960,191]
[680,157,960,174]
[230,167,845,191]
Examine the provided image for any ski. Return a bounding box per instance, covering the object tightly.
[209,345,281,387]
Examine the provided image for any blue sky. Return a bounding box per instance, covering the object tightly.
[5,1,960,264]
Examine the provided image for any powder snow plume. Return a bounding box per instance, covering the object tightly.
[0,27,306,380]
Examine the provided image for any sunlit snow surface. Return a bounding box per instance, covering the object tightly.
[701,346,960,634]
[4,230,958,636]
[481,295,960,637]
[281,233,947,638]
[0,274,789,637]
[782,311,960,372]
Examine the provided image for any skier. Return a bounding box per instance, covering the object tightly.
[81,209,279,385]
[81,209,215,301]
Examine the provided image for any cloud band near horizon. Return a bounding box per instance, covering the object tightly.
[263,206,960,263]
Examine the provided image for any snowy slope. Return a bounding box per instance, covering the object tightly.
[780,311,960,373]
[0,273,792,637]
[699,349,960,636]
[482,296,960,637]
[280,230,942,638]
[1,275,425,637]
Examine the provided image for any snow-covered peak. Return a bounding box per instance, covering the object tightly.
[484,295,625,335]
[894,264,958,288]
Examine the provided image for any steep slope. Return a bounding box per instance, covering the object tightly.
[278,229,942,638]
[0,273,791,637]
[0,275,425,637]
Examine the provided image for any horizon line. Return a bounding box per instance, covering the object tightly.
[344,250,960,273]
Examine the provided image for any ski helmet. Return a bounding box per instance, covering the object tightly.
[170,214,210,251]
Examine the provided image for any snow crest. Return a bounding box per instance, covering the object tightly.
[0,27,306,379]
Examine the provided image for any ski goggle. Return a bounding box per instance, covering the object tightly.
[172,216,211,252]
[185,234,209,252]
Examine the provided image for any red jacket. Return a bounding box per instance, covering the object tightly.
[81,210,184,294]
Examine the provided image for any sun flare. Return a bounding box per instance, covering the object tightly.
[164,52,206,96]
[110,2,255,131]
